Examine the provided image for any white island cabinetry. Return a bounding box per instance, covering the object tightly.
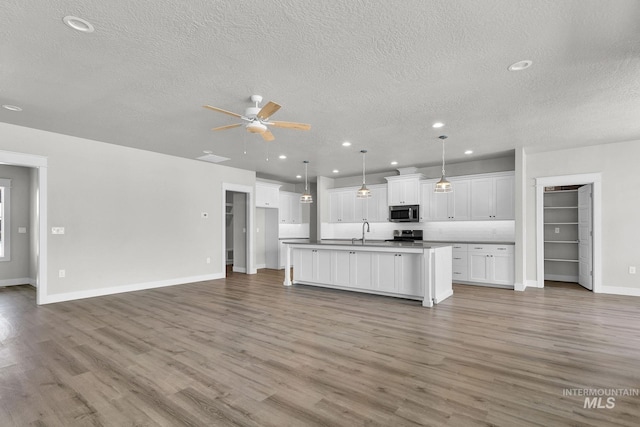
[285,242,453,307]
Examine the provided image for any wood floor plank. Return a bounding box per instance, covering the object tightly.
[1,273,639,426]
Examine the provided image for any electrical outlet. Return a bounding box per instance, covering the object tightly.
[52,227,65,235]
[59,269,66,278]
[554,227,560,234]
[18,227,27,234]
[206,257,211,264]
[630,266,637,274]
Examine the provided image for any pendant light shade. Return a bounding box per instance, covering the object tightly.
[434,135,453,193]
[357,150,371,198]
[300,160,313,203]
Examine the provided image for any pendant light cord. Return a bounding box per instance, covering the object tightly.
[442,140,446,176]
[361,150,367,185]
[304,162,309,191]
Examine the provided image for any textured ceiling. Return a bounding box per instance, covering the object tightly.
[2,0,640,182]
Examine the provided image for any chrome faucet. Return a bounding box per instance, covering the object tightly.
[351,220,371,244]
[362,220,370,243]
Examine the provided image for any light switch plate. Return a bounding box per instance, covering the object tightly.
[18,227,27,234]
[630,266,637,274]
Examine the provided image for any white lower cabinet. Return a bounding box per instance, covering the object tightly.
[451,244,469,282]
[334,250,374,289]
[295,248,423,298]
[294,248,333,284]
[467,244,514,286]
[373,252,421,295]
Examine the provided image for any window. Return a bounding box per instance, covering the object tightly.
[0,178,11,261]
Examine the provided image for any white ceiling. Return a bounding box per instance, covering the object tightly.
[2,0,640,182]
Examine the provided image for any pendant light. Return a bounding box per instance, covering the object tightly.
[356,150,371,198]
[300,160,313,203]
[434,135,453,193]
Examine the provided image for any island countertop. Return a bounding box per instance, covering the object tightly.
[280,239,452,249]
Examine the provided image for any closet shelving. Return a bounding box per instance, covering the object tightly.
[543,188,580,281]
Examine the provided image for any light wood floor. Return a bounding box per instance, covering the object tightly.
[1,271,639,426]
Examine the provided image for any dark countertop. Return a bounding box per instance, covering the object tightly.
[280,239,451,249]
[281,239,515,248]
[424,240,515,245]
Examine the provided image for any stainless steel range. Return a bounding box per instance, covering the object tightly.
[386,229,423,242]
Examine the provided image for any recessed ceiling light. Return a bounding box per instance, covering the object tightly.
[332,169,339,174]
[296,175,302,179]
[432,122,444,129]
[342,141,351,147]
[2,104,22,112]
[391,161,398,165]
[508,60,533,71]
[63,16,95,33]
[464,150,473,155]
[279,155,287,159]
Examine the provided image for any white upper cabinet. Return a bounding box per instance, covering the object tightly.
[367,185,388,222]
[255,182,280,208]
[329,188,355,223]
[429,179,471,221]
[385,174,424,206]
[279,191,302,224]
[470,173,514,220]
[329,185,388,223]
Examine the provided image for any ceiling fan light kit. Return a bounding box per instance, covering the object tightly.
[203,94,311,142]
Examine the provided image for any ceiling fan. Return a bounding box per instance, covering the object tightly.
[203,95,311,141]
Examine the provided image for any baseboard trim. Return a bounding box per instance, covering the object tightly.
[40,273,225,305]
[514,282,526,291]
[526,279,541,288]
[0,277,34,287]
[597,286,640,297]
[232,266,247,273]
[255,263,266,269]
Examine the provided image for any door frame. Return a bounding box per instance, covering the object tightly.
[0,150,48,305]
[221,183,255,275]
[535,173,601,292]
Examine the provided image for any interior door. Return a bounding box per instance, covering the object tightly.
[578,184,593,290]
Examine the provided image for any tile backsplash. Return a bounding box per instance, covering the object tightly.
[321,220,515,242]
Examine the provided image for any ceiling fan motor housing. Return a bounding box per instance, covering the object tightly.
[245,106,261,118]
[246,121,267,134]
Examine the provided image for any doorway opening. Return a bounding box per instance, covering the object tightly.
[221,183,255,277]
[0,150,47,305]
[535,173,601,292]
[542,184,592,290]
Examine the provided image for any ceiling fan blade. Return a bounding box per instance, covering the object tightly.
[212,123,242,131]
[269,121,311,131]
[203,105,243,118]
[257,101,281,120]
[261,130,275,141]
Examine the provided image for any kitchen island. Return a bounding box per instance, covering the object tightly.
[282,240,452,307]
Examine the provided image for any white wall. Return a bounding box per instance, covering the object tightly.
[525,140,640,291]
[0,164,32,284]
[232,192,248,271]
[255,207,266,268]
[0,122,255,302]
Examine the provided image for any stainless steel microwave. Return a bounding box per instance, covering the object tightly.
[389,205,420,222]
